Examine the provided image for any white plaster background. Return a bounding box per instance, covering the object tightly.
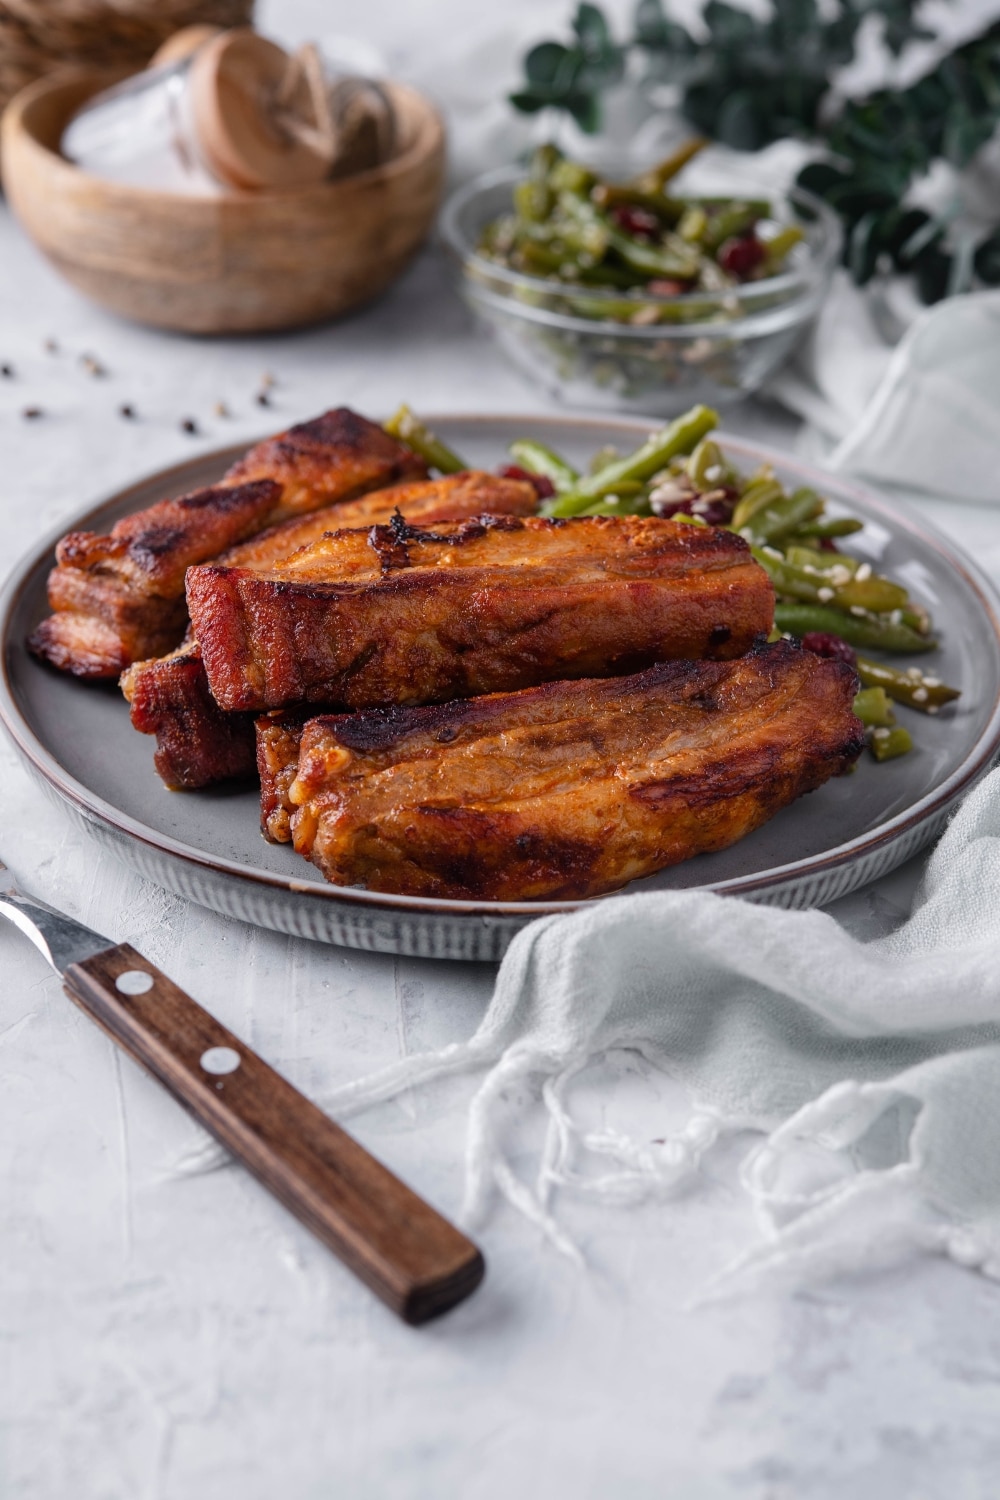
[5,2,1000,1495]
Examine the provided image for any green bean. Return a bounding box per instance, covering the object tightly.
[518,211,610,263]
[686,438,729,490]
[514,179,554,223]
[545,406,719,517]
[762,225,804,269]
[791,517,865,540]
[835,576,910,613]
[754,549,908,615]
[702,202,767,252]
[550,159,597,196]
[856,656,960,713]
[678,205,709,243]
[589,184,681,222]
[901,603,931,636]
[774,602,935,653]
[561,293,658,320]
[529,142,562,180]
[383,406,467,474]
[784,544,856,573]
[577,494,653,517]
[731,476,785,531]
[747,489,825,545]
[605,225,701,280]
[870,725,914,762]
[508,439,579,492]
[634,137,708,193]
[588,445,620,474]
[568,263,645,290]
[515,239,572,275]
[853,687,895,728]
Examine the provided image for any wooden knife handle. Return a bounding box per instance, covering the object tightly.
[64,942,484,1324]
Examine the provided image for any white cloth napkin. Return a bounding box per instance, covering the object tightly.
[771,279,1000,506]
[290,769,1000,1290]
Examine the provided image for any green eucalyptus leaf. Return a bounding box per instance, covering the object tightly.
[633,0,695,53]
[796,161,851,198]
[883,207,931,263]
[567,89,603,133]
[847,210,885,285]
[703,1,759,45]
[714,90,764,150]
[524,42,576,88]
[509,90,547,116]
[574,2,613,52]
[770,0,820,43]
[896,212,943,268]
[913,243,952,304]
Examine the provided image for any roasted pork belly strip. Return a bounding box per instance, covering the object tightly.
[29,408,426,680]
[189,514,774,714]
[262,641,863,900]
[121,473,538,789]
[215,470,538,570]
[258,712,311,843]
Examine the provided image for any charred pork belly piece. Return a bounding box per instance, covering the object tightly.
[216,470,539,570]
[122,639,257,792]
[121,472,538,789]
[29,408,426,680]
[258,712,311,843]
[260,640,863,900]
[189,514,774,714]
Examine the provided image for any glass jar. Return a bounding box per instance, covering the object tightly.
[61,30,341,196]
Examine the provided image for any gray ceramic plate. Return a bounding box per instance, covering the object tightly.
[3,415,1000,962]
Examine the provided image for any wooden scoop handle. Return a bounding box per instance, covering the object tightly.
[64,943,484,1324]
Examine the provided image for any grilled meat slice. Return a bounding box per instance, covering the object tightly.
[264,641,863,900]
[121,472,538,789]
[189,514,774,714]
[29,407,426,680]
[123,641,257,791]
[221,406,425,517]
[258,712,311,842]
[215,470,538,570]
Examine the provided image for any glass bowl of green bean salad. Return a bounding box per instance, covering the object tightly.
[441,141,841,415]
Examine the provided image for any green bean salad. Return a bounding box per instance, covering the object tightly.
[475,140,805,326]
[385,404,961,763]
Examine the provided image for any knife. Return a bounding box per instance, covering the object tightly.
[0,856,484,1324]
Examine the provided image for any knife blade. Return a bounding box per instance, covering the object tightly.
[0,856,484,1323]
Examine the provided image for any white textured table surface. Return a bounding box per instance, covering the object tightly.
[6,8,1000,1496]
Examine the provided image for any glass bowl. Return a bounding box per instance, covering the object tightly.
[440,165,841,415]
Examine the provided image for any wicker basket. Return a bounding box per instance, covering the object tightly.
[0,0,254,120]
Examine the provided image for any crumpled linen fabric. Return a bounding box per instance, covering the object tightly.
[770,279,1000,507]
[296,768,1000,1288]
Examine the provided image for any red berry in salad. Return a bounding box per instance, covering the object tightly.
[497,464,555,500]
[800,632,858,668]
[718,234,766,279]
[612,205,660,240]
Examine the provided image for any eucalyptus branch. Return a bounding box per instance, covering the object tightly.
[509,2,1000,301]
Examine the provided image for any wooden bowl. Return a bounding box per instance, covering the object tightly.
[0,68,446,333]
